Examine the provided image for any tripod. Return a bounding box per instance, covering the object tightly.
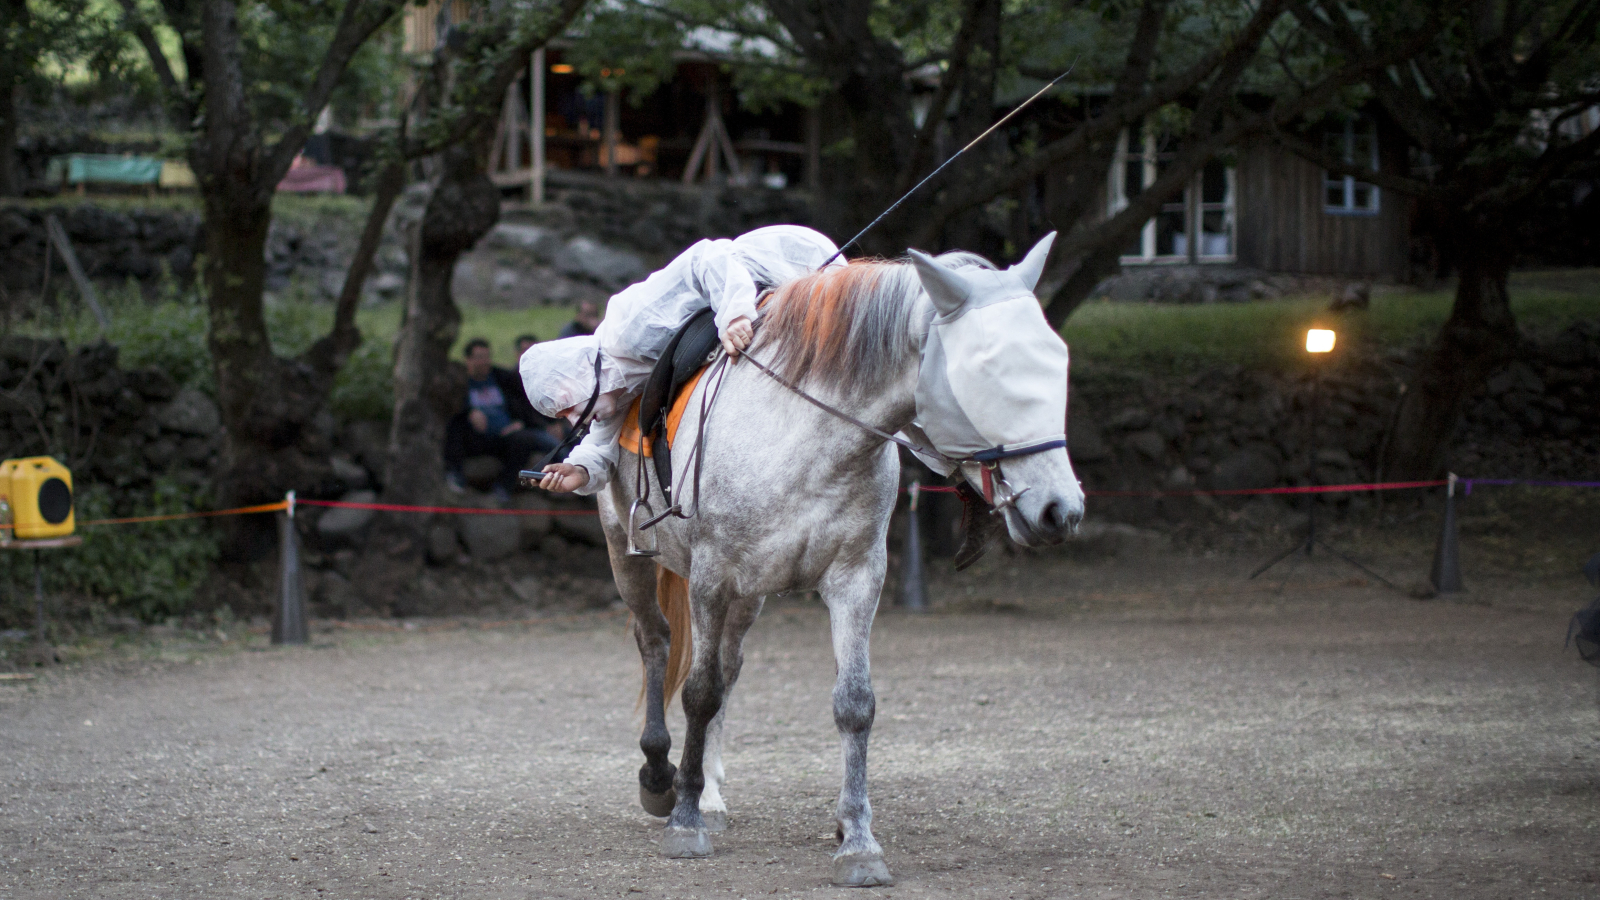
[1249,367,1396,590]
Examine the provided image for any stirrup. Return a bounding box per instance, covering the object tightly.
[627,498,659,557]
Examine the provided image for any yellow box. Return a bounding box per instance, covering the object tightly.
[6,457,74,539]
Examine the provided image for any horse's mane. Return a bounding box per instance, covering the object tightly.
[752,260,925,398]
[753,252,997,397]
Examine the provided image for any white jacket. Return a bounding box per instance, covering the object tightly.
[542,225,843,494]
[565,412,624,496]
[596,226,843,393]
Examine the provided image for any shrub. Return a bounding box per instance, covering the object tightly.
[0,477,221,626]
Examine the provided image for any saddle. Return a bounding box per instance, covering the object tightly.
[621,307,720,505]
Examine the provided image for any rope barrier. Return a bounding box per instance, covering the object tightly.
[77,500,290,527]
[27,476,1597,530]
[1461,478,1600,495]
[295,499,598,516]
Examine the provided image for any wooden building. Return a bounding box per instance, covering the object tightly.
[401,2,818,201]
[1104,110,1412,280]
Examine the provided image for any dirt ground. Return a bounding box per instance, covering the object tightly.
[2,510,1598,899]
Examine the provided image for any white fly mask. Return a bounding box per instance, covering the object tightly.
[908,233,1069,463]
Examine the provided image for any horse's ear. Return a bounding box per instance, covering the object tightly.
[908,249,970,316]
[1008,231,1057,292]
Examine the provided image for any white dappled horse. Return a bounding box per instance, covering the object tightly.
[597,233,1083,886]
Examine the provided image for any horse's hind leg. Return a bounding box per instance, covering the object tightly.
[822,567,894,887]
[699,593,764,833]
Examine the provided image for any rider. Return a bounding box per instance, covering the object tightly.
[519,225,844,495]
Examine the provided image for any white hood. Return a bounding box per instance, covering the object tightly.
[518,336,628,418]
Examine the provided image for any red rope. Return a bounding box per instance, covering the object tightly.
[295,499,598,516]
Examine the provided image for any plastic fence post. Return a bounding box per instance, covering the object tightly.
[1429,473,1465,594]
[272,491,308,645]
[899,481,929,612]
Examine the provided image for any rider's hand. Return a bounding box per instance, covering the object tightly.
[468,409,489,433]
[721,315,754,357]
[538,463,589,493]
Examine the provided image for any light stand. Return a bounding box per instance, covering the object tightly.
[1250,328,1396,590]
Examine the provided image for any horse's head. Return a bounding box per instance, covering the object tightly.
[908,234,1085,546]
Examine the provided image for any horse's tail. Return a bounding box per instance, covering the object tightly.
[640,566,693,716]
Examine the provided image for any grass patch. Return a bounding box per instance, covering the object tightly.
[1062,270,1600,370]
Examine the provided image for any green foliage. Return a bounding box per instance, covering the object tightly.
[1061,272,1600,371]
[0,477,220,623]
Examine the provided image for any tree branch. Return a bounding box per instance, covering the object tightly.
[115,0,192,126]
[264,0,409,187]
[901,0,987,188]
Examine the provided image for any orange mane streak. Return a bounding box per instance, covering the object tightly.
[758,261,896,389]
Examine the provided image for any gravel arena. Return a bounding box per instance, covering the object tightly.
[2,510,1597,899]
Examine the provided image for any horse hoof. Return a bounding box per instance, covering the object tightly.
[640,786,676,818]
[832,852,893,887]
[659,826,713,859]
[700,809,727,833]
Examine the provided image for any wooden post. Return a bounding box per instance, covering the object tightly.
[44,215,108,335]
[272,491,308,645]
[899,481,928,611]
[603,87,620,177]
[505,82,522,183]
[530,47,545,203]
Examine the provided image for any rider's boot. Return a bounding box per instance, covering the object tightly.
[953,481,1002,571]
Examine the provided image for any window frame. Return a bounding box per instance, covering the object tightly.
[1110,128,1237,265]
[1324,116,1381,216]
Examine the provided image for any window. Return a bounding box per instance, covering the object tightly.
[1110,129,1236,264]
[1324,116,1380,214]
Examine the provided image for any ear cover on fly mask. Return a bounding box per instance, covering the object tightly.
[908,233,1069,459]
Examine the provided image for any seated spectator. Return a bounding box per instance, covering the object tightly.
[558,299,602,338]
[515,333,540,357]
[445,338,560,501]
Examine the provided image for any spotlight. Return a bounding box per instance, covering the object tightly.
[1251,326,1395,589]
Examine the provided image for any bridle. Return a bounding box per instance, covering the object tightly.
[738,346,1065,515]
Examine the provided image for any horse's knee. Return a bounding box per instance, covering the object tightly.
[682,669,724,724]
[832,679,875,735]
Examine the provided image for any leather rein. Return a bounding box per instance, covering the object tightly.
[737,346,1065,511]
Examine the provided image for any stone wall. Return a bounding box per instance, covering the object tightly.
[540,169,813,255]
[0,336,223,492]
[1067,322,1600,523]
[0,204,356,301]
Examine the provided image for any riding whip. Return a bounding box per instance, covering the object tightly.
[820,62,1077,266]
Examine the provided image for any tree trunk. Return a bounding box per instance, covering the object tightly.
[353,144,500,613]
[201,191,337,556]
[1380,218,1519,479]
[0,83,18,198]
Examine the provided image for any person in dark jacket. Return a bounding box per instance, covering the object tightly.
[444,338,560,500]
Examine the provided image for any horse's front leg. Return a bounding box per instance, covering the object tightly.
[699,593,764,833]
[822,565,894,887]
[659,580,733,859]
[601,504,677,817]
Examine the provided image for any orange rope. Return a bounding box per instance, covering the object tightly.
[75,500,289,527]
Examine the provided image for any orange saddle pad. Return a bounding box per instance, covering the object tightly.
[618,366,707,458]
